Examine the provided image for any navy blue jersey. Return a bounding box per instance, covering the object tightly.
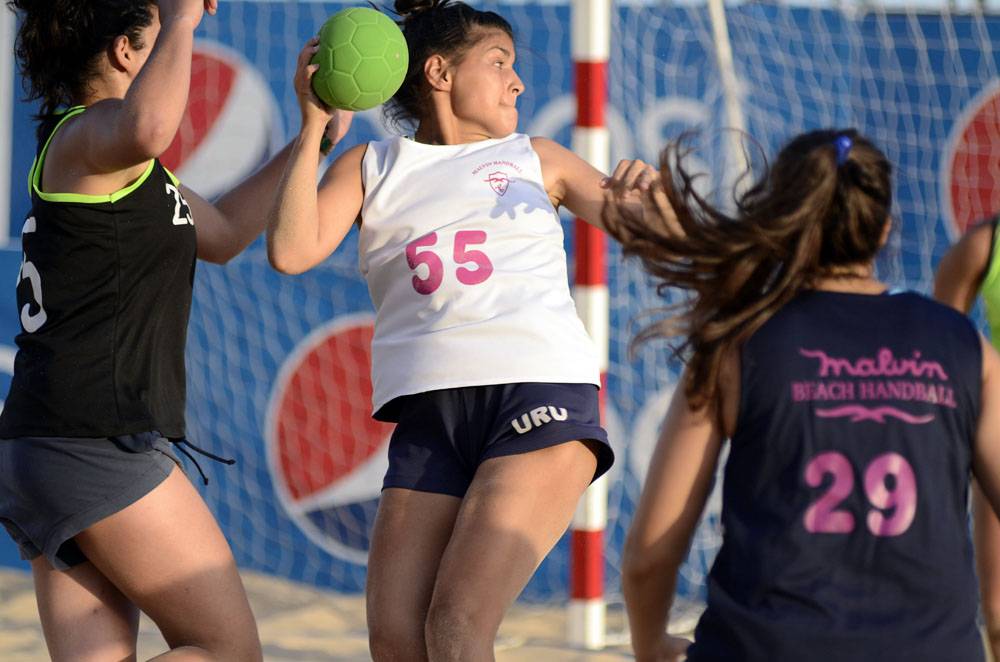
[687,289,983,662]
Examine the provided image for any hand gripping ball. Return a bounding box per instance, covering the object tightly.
[310,7,409,111]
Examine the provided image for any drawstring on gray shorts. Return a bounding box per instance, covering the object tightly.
[168,437,235,485]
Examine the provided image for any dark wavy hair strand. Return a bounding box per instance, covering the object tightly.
[603,128,893,409]
[7,0,157,133]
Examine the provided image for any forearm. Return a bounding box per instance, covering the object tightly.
[209,140,298,256]
[267,123,328,273]
[623,555,680,659]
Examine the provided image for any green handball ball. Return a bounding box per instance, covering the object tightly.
[310,7,409,111]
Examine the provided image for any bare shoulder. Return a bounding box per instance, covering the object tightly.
[319,143,368,186]
[530,135,564,155]
[950,219,995,264]
[333,143,369,168]
[531,135,574,161]
[49,99,120,162]
[529,135,607,212]
[935,219,996,309]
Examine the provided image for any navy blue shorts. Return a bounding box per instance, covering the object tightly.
[381,382,614,497]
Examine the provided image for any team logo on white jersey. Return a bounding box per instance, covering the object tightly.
[484,171,510,196]
[511,405,569,434]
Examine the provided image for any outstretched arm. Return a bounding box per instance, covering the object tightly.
[532,137,670,234]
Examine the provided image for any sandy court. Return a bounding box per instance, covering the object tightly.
[0,567,640,661]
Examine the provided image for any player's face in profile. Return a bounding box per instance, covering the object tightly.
[449,29,523,139]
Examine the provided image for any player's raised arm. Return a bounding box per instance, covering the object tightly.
[72,0,213,174]
[266,38,364,274]
[934,219,994,313]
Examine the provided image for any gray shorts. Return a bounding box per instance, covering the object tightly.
[0,434,181,570]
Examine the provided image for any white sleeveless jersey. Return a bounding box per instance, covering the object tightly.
[360,133,600,414]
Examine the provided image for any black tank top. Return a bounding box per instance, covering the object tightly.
[687,289,983,662]
[0,107,197,438]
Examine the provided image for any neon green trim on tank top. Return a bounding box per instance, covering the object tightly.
[162,167,180,187]
[981,221,1000,351]
[29,105,157,204]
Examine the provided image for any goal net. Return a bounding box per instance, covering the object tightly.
[151,0,1000,633]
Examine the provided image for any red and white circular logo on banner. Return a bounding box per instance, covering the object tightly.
[942,79,1000,239]
[265,315,393,565]
[161,41,283,199]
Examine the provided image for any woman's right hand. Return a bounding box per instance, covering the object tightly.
[157,0,216,26]
[634,633,692,662]
[295,38,337,127]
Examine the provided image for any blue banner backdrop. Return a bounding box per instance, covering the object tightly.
[3,2,998,601]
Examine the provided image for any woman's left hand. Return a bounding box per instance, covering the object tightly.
[602,158,677,236]
[603,158,658,198]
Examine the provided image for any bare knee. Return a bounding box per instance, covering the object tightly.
[207,636,262,662]
[424,598,497,661]
[369,611,428,662]
[158,624,261,662]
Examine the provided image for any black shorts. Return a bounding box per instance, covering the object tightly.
[0,433,181,570]
[381,382,614,497]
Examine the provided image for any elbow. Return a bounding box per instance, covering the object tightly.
[267,246,309,275]
[622,536,661,589]
[622,530,682,591]
[200,249,235,266]
[129,114,179,159]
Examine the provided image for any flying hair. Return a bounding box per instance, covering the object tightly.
[603,128,893,409]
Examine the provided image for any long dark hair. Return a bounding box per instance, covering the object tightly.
[7,0,157,128]
[386,0,513,130]
[605,128,893,409]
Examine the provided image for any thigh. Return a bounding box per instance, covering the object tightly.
[32,556,139,662]
[366,488,462,640]
[429,439,599,628]
[74,465,261,661]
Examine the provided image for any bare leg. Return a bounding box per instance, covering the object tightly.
[33,556,140,662]
[73,466,262,661]
[367,488,462,661]
[424,440,600,662]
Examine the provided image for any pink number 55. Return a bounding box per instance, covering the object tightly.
[405,230,494,294]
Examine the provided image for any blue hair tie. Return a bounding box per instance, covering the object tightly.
[835,134,853,166]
